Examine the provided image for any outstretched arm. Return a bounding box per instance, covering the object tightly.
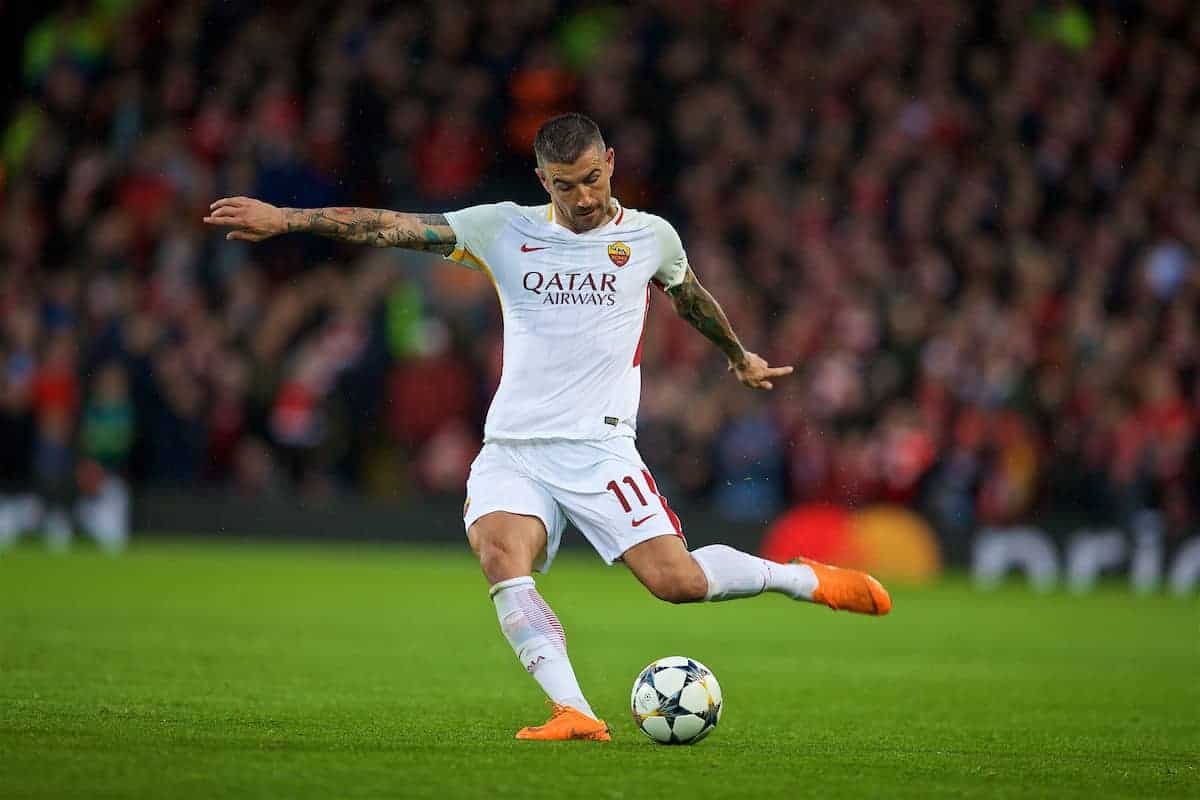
[665,267,794,390]
[204,197,456,254]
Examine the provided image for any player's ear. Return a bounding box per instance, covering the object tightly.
[535,167,551,195]
[605,147,615,176]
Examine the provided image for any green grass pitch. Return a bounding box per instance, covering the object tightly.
[2,540,1197,799]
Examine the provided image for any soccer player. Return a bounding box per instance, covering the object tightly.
[205,113,891,742]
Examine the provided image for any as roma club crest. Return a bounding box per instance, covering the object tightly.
[607,241,631,267]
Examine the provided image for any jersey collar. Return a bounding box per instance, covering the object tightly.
[547,198,623,235]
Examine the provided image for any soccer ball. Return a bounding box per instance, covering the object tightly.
[630,656,722,744]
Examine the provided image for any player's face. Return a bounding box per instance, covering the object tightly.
[537,146,615,233]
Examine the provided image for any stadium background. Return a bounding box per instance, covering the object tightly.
[2,0,1198,587]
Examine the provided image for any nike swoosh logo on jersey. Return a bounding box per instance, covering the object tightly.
[520,243,549,252]
[631,514,657,527]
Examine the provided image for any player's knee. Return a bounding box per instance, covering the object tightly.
[475,532,519,576]
[469,516,538,582]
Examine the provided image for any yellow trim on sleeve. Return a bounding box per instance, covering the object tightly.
[447,246,487,271]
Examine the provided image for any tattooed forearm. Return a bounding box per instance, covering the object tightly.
[281,208,456,254]
[666,268,748,366]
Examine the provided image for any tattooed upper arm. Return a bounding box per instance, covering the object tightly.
[665,267,709,318]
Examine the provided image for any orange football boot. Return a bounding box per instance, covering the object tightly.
[515,703,612,741]
[793,557,892,615]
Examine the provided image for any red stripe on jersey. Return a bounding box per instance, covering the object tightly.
[615,207,624,225]
[632,286,651,366]
[641,468,684,537]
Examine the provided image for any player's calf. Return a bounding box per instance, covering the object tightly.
[622,534,709,604]
[639,564,708,604]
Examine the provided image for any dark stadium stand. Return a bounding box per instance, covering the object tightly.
[2,1,1197,554]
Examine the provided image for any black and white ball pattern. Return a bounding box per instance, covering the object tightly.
[630,656,723,744]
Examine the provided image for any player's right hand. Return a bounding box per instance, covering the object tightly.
[203,197,286,241]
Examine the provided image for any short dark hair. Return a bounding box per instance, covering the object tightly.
[533,113,605,165]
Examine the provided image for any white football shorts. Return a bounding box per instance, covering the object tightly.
[463,437,685,572]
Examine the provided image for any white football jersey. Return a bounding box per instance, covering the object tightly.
[443,199,688,442]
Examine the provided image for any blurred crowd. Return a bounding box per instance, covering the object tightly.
[2,0,1198,546]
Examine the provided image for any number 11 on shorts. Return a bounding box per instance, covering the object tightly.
[605,470,683,534]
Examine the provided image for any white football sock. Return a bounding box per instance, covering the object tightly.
[691,544,818,601]
[490,576,597,720]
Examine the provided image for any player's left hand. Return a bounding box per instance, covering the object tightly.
[730,352,793,390]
